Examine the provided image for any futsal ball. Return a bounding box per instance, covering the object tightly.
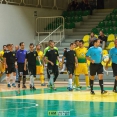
[103,55,109,62]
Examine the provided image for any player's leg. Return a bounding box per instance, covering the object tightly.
[90,63,97,94]
[5,65,12,87]
[112,63,117,93]
[39,65,46,86]
[22,63,28,88]
[83,64,90,90]
[97,63,107,94]
[17,63,22,88]
[12,71,16,87]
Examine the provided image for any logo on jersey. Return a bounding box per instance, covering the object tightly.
[34,54,36,56]
[13,54,15,56]
[55,52,57,54]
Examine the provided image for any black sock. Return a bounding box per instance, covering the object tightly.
[113,79,117,90]
[23,76,26,85]
[90,79,94,91]
[99,80,103,92]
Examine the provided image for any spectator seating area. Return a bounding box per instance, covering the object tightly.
[63,10,90,29]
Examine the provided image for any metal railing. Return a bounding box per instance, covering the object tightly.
[5,0,22,5]
[3,0,70,10]
[36,16,64,47]
[23,0,39,7]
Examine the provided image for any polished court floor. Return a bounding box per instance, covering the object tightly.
[0,84,117,117]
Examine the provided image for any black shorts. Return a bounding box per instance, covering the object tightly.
[112,63,117,77]
[47,64,58,75]
[90,63,103,76]
[18,63,28,76]
[28,64,36,76]
[6,64,16,74]
[66,64,75,75]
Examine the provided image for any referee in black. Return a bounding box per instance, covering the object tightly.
[106,39,117,93]
[3,44,16,87]
[44,41,59,90]
[24,43,38,90]
[86,39,107,95]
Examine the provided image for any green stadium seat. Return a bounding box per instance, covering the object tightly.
[91,28,99,35]
[106,21,113,27]
[107,27,115,34]
[69,22,75,29]
[115,28,117,34]
[98,21,105,28]
[65,17,69,22]
[114,21,117,27]
[112,15,117,21]
[69,11,75,17]
[104,15,112,21]
[112,9,117,14]
[83,10,90,16]
[69,17,75,23]
[64,23,69,29]
[62,11,68,17]
[75,11,82,16]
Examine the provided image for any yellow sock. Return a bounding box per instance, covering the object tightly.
[40,75,44,84]
[85,76,89,87]
[73,76,76,86]
[75,75,80,87]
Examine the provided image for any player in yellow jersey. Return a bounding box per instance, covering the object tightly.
[0,45,7,74]
[74,40,90,90]
[36,44,46,86]
[73,40,79,88]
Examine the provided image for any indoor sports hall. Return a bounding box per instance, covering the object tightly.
[0,0,117,117]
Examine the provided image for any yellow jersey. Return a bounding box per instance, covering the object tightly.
[36,50,44,66]
[75,47,87,63]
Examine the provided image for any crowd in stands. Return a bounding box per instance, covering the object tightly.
[67,0,96,15]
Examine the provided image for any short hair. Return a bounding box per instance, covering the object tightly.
[74,40,79,43]
[36,44,41,47]
[6,44,12,47]
[3,45,6,48]
[79,40,84,44]
[19,42,24,46]
[29,43,34,47]
[100,30,104,34]
[70,43,74,46]
[93,39,100,45]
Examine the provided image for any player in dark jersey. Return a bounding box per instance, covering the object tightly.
[24,43,38,90]
[62,43,78,91]
[16,42,27,88]
[44,41,59,90]
[3,44,16,87]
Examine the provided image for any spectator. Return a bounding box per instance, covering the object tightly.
[98,30,107,49]
[89,32,97,48]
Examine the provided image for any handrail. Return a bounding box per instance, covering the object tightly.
[5,0,22,5]
[39,25,64,44]
[23,0,39,7]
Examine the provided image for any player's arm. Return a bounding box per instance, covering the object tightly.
[105,50,111,69]
[24,52,28,71]
[86,49,95,63]
[3,53,7,68]
[74,52,78,67]
[44,51,54,66]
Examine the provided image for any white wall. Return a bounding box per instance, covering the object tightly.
[0,4,62,50]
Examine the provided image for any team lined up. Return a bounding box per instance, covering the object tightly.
[1,38,117,94]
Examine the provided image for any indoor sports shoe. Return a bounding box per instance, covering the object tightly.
[76,87,81,91]
[67,87,73,91]
[22,85,27,88]
[101,90,108,94]
[41,83,46,86]
[12,83,16,87]
[72,85,76,89]
[7,84,11,87]
[86,86,91,90]
[32,86,36,90]
[91,90,95,95]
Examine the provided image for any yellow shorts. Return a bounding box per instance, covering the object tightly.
[74,63,88,75]
[36,65,44,74]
